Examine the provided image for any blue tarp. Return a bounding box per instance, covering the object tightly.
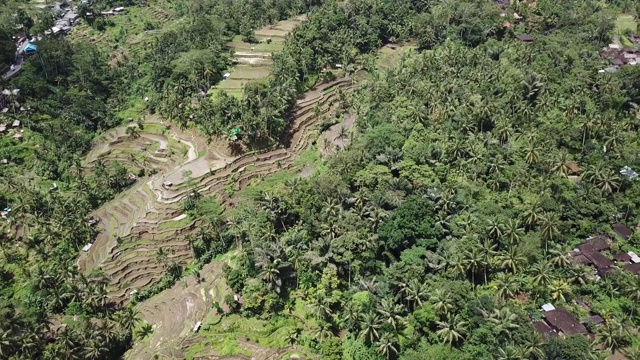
[24,43,38,52]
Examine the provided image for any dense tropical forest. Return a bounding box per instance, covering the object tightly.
[2,0,640,358]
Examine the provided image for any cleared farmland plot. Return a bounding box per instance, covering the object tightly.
[229,35,285,53]
[230,66,272,79]
[218,79,250,90]
[211,16,305,97]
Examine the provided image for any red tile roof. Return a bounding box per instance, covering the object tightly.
[567,162,580,174]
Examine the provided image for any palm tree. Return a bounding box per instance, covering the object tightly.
[497,346,526,360]
[522,331,544,359]
[155,247,168,267]
[258,258,284,294]
[399,278,428,310]
[525,144,540,167]
[309,293,333,322]
[126,125,140,140]
[602,277,619,300]
[0,329,15,358]
[521,73,544,104]
[366,207,388,232]
[548,244,571,268]
[134,322,153,341]
[623,344,640,360]
[497,247,526,273]
[503,219,524,250]
[493,272,521,300]
[596,169,621,194]
[530,260,553,289]
[376,298,404,331]
[479,239,496,284]
[436,315,467,346]
[335,125,348,141]
[430,288,455,316]
[84,336,108,359]
[359,311,382,345]
[462,244,482,285]
[550,152,571,177]
[539,212,560,253]
[521,201,543,230]
[312,321,333,343]
[342,301,361,329]
[487,307,519,339]
[549,279,572,302]
[598,319,629,354]
[113,307,140,335]
[486,219,504,241]
[375,334,399,360]
[581,117,596,150]
[567,265,593,286]
[624,276,640,317]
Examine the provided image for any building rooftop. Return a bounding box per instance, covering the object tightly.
[533,320,557,338]
[582,251,614,270]
[567,162,580,174]
[623,263,640,274]
[612,223,633,239]
[583,315,604,326]
[543,308,588,335]
[517,34,534,42]
[571,254,592,265]
[577,235,611,253]
[614,253,632,262]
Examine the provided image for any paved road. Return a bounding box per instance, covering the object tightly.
[2,54,23,80]
[2,42,29,80]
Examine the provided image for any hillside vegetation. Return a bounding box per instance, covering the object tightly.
[1,0,640,359]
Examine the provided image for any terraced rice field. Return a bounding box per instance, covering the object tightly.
[74,76,357,359]
[66,2,175,63]
[376,43,418,71]
[215,15,307,97]
[78,76,356,311]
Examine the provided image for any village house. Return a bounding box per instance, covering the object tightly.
[568,223,640,277]
[612,223,633,240]
[533,304,588,338]
[623,262,640,275]
[516,34,534,43]
[600,45,640,71]
[569,234,614,274]
[567,162,580,175]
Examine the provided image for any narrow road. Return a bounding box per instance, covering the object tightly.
[2,50,24,80]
